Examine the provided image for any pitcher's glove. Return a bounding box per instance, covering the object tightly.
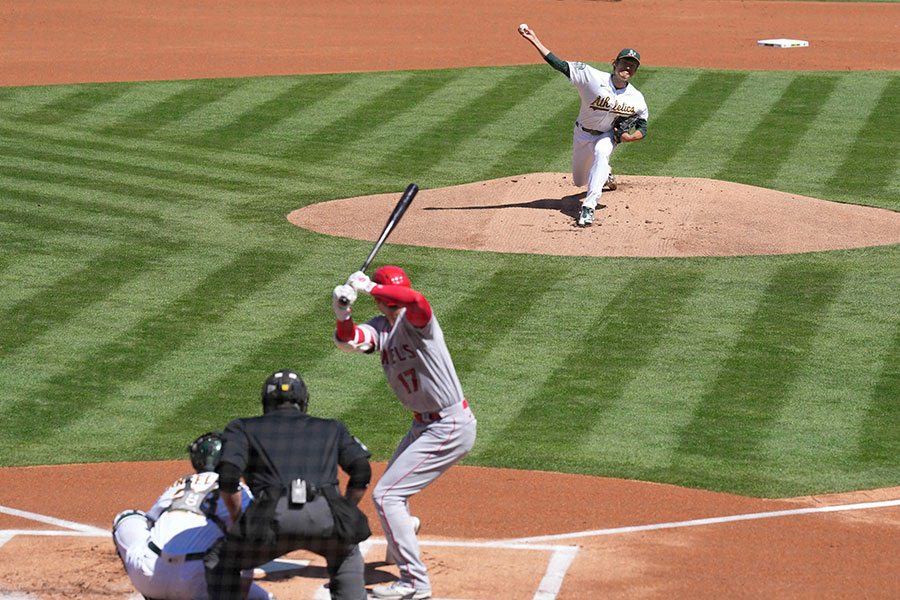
[613,114,641,143]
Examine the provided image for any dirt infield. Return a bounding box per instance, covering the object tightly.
[2,0,900,86]
[2,462,900,600]
[3,1,900,598]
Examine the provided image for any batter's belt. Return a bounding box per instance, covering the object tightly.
[414,399,470,423]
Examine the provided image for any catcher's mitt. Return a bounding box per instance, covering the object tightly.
[612,113,641,143]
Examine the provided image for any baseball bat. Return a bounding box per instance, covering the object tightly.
[339,183,418,306]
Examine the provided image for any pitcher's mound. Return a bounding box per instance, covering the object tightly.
[287,173,900,257]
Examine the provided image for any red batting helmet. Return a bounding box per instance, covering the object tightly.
[372,265,410,288]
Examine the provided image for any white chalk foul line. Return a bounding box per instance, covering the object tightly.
[504,497,900,544]
[0,505,109,535]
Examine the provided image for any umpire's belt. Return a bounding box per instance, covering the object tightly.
[148,541,206,563]
[577,122,608,136]
[414,399,469,423]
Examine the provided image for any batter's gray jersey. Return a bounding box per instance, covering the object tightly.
[361,309,464,414]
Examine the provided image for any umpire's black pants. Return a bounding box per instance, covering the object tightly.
[205,495,365,600]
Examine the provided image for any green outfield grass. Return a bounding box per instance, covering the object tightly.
[1,64,898,497]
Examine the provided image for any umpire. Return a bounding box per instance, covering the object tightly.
[205,369,372,600]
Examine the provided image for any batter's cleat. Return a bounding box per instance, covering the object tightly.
[371,580,431,599]
[577,206,594,227]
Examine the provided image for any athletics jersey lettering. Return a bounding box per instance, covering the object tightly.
[589,95,637,116]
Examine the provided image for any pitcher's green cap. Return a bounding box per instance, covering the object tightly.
[616,48,641,64]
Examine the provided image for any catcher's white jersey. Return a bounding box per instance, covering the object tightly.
[568,61,649,132]
[360,309,465,415]
[113,473,271,600]
[145,472,250,556]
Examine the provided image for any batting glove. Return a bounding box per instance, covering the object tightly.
[333,285,356,321]
[347,271,376,295]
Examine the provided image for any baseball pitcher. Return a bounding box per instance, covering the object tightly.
[519,24,649,227]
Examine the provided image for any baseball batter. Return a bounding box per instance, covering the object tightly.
[112,432,273,600]
[333,266,476,600]
[518,24,649,227]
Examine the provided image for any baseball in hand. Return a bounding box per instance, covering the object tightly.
[518,23,528,33]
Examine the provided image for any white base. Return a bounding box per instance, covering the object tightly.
[253,558,310,579]
[758,38,809,48]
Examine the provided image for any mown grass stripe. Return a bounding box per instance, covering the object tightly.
[478,265,703,470]
[420,69,563,181]
[324,69,496,172]
[232,72,416,160]
[636,71,747,174]
[67,81,197,130]
[0,189,168,243]
[0,236,128,313]
[671,263,846,468]
[0,247,159,359]
[629,67,696,117]
[0,179,238,247]
[0,162,197,203]
[486,96,580,178]
[190,76,355,150]
[0,142,262,194]
[437,256,573,376]
[0,122,300,188]
[754,263,900,494]
[67,261,340,459]
[18,83,136,125]
[826,75,900,198]
[0,248,292,443]
[775,74,887,203]
[582,262,768,474]
[101,78,248,138]
[0,248,227,408]
[856,320,900,465]
[715,74,839,187]
[285,70,461,166]
[372,68,555,177]
[663,72,792,178]
[137,303,330,456]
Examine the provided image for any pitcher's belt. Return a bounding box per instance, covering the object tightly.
[578,123,608,136]
[414,399,469,423]
[148,541,205,562]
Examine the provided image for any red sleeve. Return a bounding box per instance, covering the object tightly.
[335,317,355,341]
[372,285,433,327]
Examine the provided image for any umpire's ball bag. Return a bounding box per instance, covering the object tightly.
[322,485,372,544]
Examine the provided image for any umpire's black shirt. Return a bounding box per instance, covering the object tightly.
[217,405,370,496]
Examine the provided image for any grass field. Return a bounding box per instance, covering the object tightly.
[1,64,898,498]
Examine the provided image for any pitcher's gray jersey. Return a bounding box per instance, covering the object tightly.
[361,309,464,414]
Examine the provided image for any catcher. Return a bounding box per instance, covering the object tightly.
[519,24,648,227]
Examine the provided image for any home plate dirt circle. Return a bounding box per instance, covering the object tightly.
[288,173,900,258]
